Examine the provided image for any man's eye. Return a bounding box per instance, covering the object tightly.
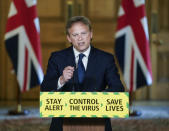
[82,32,87,35]
[72,34,78,37]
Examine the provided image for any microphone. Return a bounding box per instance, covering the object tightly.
[72,64,78,91]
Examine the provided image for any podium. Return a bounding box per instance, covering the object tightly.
[40,92,129,130]
[63,118,105,131]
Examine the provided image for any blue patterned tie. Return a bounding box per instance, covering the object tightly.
[78,53,85,84]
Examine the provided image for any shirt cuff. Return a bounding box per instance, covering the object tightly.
[57,77,65,90]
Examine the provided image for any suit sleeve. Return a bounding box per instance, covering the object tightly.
[104,55,124,92]
[41,54,60,91]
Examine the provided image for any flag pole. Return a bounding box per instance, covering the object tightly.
[8,83,29,115]
[129,91,141,116]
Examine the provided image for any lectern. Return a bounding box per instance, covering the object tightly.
[40,92,129,130]
[63,118,105,131]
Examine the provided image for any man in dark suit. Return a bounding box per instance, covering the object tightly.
[41,16,124,131]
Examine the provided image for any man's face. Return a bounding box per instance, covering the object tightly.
[67,22,93,52]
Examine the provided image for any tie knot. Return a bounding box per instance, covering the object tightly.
[79,53,85,61]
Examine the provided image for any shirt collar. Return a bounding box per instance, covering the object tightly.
[73,46,91,58]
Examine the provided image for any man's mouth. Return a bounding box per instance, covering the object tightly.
[78,42,85,46]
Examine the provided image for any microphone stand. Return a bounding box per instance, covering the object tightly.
[72,64,78,92]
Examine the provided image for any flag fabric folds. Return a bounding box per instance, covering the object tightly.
[115,0,152,92]
[5,0,43,92]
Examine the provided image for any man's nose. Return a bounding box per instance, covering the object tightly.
[77,34,83,40]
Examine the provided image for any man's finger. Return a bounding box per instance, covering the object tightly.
[65,66,74,71]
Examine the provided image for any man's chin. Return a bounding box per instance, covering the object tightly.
[79,47,88,52]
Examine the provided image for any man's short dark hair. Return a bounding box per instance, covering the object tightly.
[66,16,92,36]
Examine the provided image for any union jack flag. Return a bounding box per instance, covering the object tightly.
[5,0,43,92]
[115,0,152,92]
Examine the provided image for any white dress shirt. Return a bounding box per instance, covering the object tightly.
[57,46,91,89]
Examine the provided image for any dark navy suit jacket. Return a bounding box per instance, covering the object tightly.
[41,46,124,92]
[41,46,124,131]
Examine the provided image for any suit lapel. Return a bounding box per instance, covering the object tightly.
[86,46,96,75]
[83,46,96,87]
[65,46,77,89]
[66,46,76,67]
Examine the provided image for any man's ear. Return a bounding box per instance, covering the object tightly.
[66,35,72,43]
[90,31,93,39]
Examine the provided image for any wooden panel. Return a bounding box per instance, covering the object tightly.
[92,43,114,54]
[91,20,117,54]
[152,83,169,100]
[42,46,65,72]
[21,86,41,100]
[40,22,66,44]
[0,0,5,99]
[0,0,15,100]
[159,0,169,29]
[76,0,86,16]
[135,87,149,100]
[92,22,116,44]
[88,0,118,19]
[63,118,104,131]
[101,48,114,54]
[37,0,62,17]
[158,31,169,44]
[157,52,169,82]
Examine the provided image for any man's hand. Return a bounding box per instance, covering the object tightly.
[60,66,74,85]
